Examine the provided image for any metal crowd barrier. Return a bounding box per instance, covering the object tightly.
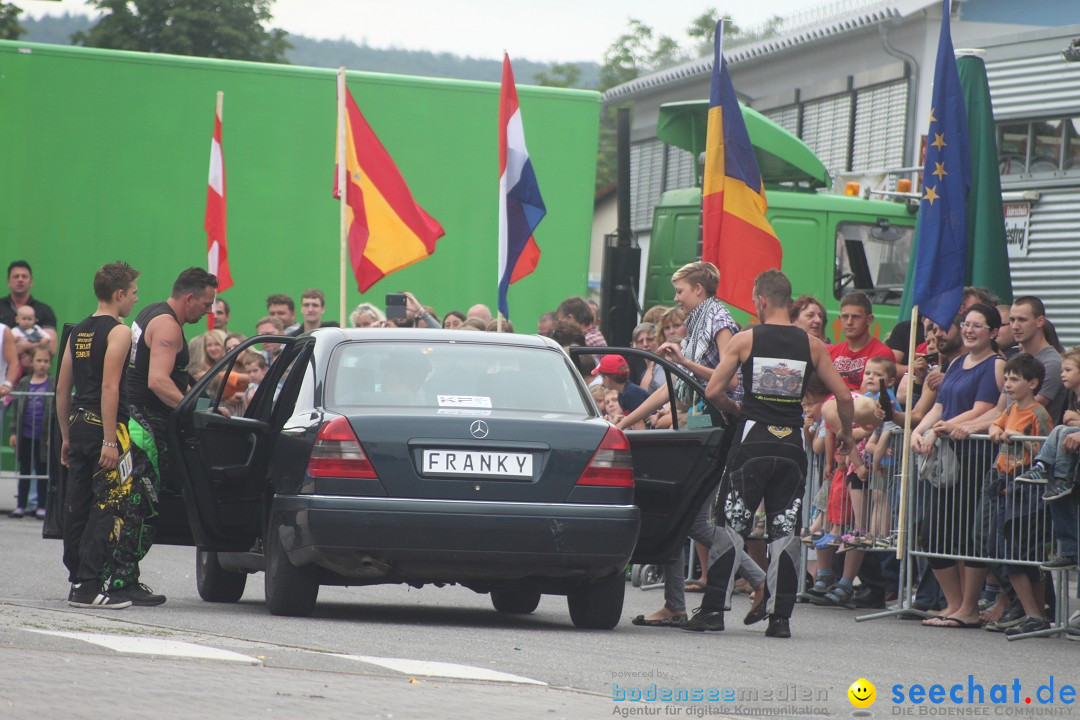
[796,427,1075,640]
[2,389,55,518]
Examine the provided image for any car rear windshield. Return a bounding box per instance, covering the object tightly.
[326,341,592,415]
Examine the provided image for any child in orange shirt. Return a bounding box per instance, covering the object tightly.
[987,353,1053,636]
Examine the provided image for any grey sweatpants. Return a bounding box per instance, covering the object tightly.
[661,487,767,613]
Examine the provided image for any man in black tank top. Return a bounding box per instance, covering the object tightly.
[682,270,854,638]
[114,267,217,606]
[55,262,141,609]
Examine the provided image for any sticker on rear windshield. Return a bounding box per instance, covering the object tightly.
[436,408,492,416]
[437,395,493,409]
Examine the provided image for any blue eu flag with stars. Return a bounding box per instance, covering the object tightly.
[912,0,971,329]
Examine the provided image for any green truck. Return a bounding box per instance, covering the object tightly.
[0,41,600,334]
[643,101,917,342]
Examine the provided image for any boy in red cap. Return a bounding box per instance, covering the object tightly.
[593,354,650,416]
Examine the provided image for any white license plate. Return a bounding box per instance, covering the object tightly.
[422,450,533,477]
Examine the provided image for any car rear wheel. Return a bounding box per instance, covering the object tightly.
[567,572,625,629]
[264,523,319,617]
[490,589,542,614]
[196,549,247,603]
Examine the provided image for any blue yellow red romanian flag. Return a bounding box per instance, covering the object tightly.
[911,0,970,329]
[333,87,445,293]
[701,22,781,314]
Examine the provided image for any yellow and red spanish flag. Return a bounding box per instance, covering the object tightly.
[701,23,781,313]
[333,86,445,292]
[205,94,232,296]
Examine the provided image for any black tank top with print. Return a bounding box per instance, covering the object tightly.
[739,324,814,428]
[71,314,129,424]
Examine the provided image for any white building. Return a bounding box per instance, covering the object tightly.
[602,0,1080,341]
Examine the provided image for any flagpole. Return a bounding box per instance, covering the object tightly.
[337,68,348,328]
[208,90,224,331]
[895,305,919,560]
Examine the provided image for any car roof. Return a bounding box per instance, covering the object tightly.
[308,327,563,351]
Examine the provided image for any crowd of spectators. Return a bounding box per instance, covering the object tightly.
[4,256,1080,639]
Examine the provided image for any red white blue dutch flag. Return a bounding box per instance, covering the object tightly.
[498,53,545,320]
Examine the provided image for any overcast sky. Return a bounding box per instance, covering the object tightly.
[17,0,840,63]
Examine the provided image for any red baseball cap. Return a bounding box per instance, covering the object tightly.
[592,354,630,376]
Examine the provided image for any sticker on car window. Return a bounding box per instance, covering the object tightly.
[436,408,492,416]
[437,395,493,409]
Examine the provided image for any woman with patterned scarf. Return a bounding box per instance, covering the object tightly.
[619,262,765,628]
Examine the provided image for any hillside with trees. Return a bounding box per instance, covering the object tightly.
[19,13,600,87]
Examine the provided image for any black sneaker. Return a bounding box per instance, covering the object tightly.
[68,582,132,609]
[1015,465,1048,484]
[765,615,791,638]
[1042,480,1075,502]
[985,604,1026,632]
[1041,555,1078,571]
[680,608,725,632]
[1004,615,1051,637]
[852,586,886,609]
[110,582,167,606]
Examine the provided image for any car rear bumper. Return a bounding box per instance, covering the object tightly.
[272,495,641,583]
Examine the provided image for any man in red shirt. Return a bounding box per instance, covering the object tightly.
[829,291,894,390]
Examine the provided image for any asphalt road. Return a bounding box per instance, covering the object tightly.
[1,514,1078,720]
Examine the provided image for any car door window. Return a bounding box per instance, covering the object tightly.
[567,345,724,429]
[193,350,245,417]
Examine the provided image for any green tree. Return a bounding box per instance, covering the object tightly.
[0,2,25,41]
[72,0,290,63]
[599,18,686,92]
[687,10,746,56]
[534,62,583,88]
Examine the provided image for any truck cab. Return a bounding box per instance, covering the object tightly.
[643,101,916,341]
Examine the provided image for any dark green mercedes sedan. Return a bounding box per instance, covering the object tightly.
[48,329,728,629]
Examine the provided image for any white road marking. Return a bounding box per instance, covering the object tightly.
[27,629,261,665]
[332,653,546,685]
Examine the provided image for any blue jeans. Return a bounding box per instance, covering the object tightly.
[1047,490,1078,558]
[1033,426,1080,480]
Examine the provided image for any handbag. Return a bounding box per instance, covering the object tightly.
[916,432,959,488]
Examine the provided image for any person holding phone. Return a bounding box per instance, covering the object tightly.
[387,292,441,328]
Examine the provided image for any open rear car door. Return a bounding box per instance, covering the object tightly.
[168,335,310,550]
[568,346,731,565]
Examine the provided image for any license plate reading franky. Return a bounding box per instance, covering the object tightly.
[422,450,533,477]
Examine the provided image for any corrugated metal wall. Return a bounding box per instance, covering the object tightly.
[1006,188,1080,346]
[986,52,1080,121]
[988,52,1080,346]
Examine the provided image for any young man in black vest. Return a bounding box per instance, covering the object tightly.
[115,267,217,606]
[684,269,854,638]
[56,261,141,608]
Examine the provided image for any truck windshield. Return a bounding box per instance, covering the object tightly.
[833,221,913,305]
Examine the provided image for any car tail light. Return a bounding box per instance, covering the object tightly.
[307,416,377,479]
[577,425,633,487]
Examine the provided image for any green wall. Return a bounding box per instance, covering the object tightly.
[0,41,599,334]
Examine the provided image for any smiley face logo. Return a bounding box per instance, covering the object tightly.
[848,678,876,708]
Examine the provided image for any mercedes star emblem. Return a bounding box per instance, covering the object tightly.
[470,420,489,439]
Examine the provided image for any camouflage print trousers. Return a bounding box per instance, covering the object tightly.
[101,405,164,592]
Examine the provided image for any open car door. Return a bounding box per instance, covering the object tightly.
[42,324,73,540]
[167,335,310,551]
[568,346,731,565]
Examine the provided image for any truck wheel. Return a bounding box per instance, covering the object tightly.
[196,549,247,603]
[567,572,625,629]
[264,523,319,617]
[491,589,542,614]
